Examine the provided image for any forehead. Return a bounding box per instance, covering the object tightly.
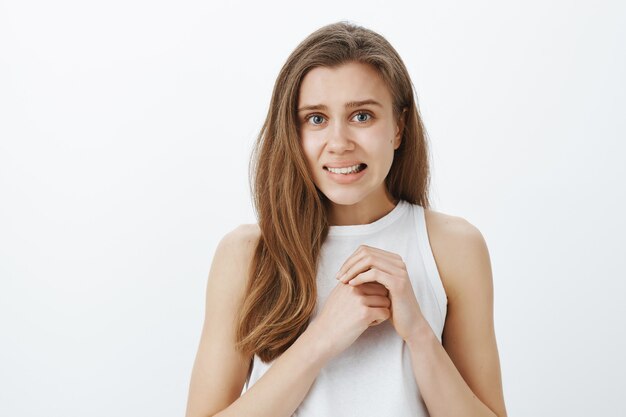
[298,62,393,108]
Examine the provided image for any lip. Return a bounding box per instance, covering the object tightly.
[323,161,366,169]
[323,165,367,184]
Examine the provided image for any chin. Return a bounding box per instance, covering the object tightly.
[320,189,368,206]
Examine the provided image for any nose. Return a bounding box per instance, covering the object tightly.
[326,120,354,153]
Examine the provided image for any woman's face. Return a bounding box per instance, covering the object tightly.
[297,61,402,208]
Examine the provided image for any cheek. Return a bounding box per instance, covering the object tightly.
[362,127,396,159]
[300,135,322,166]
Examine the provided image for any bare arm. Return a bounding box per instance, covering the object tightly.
[214,323,331,417]
[405,212,507,417]
[185,225,254,417]
[185,224,334,417]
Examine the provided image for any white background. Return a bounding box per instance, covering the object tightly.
[1,1,625,416]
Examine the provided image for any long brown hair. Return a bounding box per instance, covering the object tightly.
[235,21,432,363]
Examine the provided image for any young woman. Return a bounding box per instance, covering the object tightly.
[186,21,507,417]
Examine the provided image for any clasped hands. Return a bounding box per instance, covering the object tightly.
[335,244,426,342]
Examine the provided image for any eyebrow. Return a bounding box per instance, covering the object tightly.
[297,99,383,113]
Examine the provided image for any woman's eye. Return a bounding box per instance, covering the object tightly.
[353,112,372,122]
[307,115,325,125]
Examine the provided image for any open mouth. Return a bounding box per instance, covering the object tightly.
[323,163,367,175]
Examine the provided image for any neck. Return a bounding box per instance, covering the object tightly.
[326,190,398,226]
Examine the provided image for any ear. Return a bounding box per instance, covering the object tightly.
[393,108,408,150]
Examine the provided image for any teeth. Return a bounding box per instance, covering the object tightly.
[326,164,364,174]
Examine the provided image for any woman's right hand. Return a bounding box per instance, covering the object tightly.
[306,281,391,360]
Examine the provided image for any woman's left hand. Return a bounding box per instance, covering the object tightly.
[336,244,426,342]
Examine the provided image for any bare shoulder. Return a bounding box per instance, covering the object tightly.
[423,208,484,243]
[209,224,261,296]
[219,223,262,254]
[205,223,263,330]
[423,208,492,301]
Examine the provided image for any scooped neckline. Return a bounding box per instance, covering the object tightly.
[327,200,409,237]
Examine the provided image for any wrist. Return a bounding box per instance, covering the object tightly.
[405,316,436,348]
[301,321,335,366]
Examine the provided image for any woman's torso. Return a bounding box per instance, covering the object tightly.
[243,200,448,416]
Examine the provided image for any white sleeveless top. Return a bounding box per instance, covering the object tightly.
[243,200,448,416]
